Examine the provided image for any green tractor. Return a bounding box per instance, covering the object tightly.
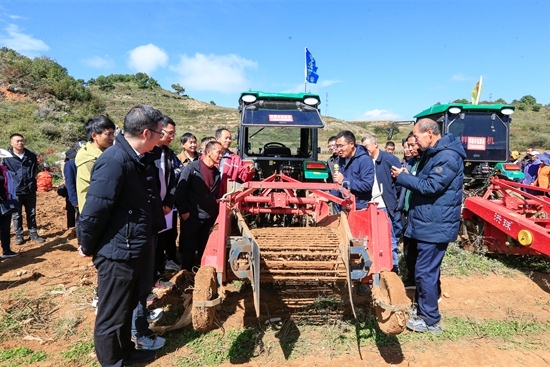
[391,103,520,187]
[236,91,330,181]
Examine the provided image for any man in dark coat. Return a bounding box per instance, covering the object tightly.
[392,118,466,334]
[78,104,164,366]
[332,130,374,210]
[5,133,44,244]
[175,141,222,272]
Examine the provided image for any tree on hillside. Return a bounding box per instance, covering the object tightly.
[172,83,185,96]
[494,98,508,104]
[452,98,469,104]
[519,95,537,105]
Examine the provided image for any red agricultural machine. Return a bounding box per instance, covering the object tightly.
[462,177,550,256]
[190,91,411,335]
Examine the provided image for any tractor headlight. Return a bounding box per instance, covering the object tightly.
[448,107,462,115]
[303,97,319,106]
[241,94,257,103]
[501,108,514,115]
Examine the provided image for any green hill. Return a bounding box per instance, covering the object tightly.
[1,47,549,176]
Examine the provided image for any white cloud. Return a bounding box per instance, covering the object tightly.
[81,55,114,69]
[319,79,340,87]
[9,15,26,20]
[357,109,402,121]
[127,44,168,74]
[451,73,471,82]
[0,24,49,57]
[170,53,257,93]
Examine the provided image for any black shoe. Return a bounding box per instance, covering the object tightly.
[15,236,24,245]
[123,349,156,364]
[30,234,45,243]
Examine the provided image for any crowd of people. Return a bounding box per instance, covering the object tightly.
[326,120,465,335]
[1,106,547,365]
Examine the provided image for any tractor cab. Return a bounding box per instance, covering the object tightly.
[414,103,515,187]
[237,91,329,181]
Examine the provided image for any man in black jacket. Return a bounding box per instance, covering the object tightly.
[175,141,222,272]
[5,133,44,244]
[78,104,164,366]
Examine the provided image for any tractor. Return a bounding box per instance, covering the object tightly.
[190,91,411,335]
[414,103,517,189]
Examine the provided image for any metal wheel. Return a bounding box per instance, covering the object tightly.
[371,271,411,335]
[192,266,218,331]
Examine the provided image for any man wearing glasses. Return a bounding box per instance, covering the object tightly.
[331,130,374,210]
[78,105,165,365]
[154,116,181,274]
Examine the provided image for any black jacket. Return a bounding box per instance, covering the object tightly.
[79,133,157,260]
[153,145,177,209]
[175,160,220,220]
[4,148,38,195]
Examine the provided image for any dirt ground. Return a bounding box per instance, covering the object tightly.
[1,190,550,366]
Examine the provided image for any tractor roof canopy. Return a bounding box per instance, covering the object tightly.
[239,91,324,128]
[414,103,515,119]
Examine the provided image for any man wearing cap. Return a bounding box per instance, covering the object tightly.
[508,151,520,166]
[521,150,541,195]
[4,133,44,244]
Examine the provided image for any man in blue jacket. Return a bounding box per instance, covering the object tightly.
[5,133,44,244]
[361,134,402,273]
[78,104,164,366]
[332,130,374,210]
[391,118,466,334]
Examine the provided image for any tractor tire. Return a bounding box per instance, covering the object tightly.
[372,271,411,335]
[192,266,217,331]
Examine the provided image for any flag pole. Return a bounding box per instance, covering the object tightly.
[475,76,482,104]
[304,47,307,93]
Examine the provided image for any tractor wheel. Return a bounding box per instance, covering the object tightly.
[372,271,411,335]
[192,266,217,331]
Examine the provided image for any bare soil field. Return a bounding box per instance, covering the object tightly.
[1,190,550,366]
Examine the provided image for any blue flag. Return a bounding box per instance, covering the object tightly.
[306,48,319,84]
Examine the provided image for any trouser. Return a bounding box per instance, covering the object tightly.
[12,192,38,235]
[132,235,156,339]
[403,236,418,282]
[65,198,78,229]
[179,215,216,272]
[414,241,448,326]
[0,214,12,253]
[93,255,142,367]
[155,211,178,273]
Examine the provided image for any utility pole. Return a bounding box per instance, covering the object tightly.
[325,92,329,117]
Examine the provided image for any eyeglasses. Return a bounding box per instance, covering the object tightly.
[148,129,165,138]
[335,143,349,149]
[162,129,176,138]
[327,144,336,149]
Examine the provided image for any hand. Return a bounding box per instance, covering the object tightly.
[333,172,344,185]
[181,212,190,221]
[390,165,408,178]
[78,246,89,258]
[162,206,172,215]
[248,164,255,173]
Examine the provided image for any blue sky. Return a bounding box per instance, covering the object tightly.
[1,0,549,121]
